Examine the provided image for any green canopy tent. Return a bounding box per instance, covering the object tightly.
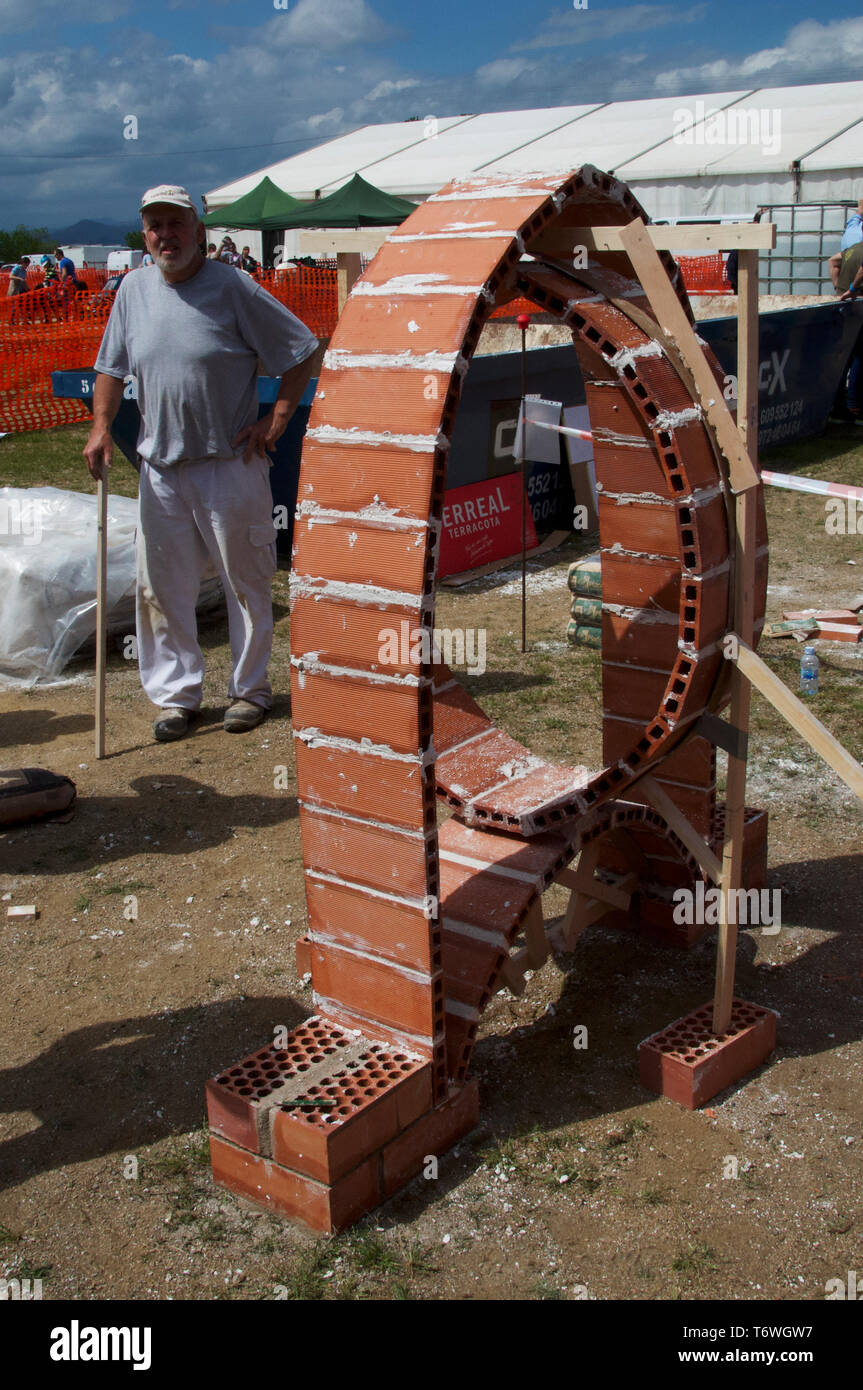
[258,173,417,230]
[202,176,309,229]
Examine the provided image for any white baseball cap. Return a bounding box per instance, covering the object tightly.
[140,184,197,213]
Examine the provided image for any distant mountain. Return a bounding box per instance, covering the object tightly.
[48,219,137,245]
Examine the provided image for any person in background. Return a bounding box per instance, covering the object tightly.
[836,240,863,421]
[55,247,81,290]
[829,197,863,289]
[40,254,58,286]
[206,243,218,259]
[141,251,154,266]
[240,245,259,274]
[6,256,30,295]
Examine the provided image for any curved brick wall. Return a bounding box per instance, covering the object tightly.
[289,163,766,1082]
[208,167,767,1232]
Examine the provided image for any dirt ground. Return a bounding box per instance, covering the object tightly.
[1,428,862,1302]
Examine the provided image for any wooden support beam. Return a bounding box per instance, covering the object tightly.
[714,246,760,1033]
[557,865,636,911]
[616,218,760,495]
[523,900,549,969]
[639,776,723,884]
[497,953,528,997]
[733,640,863,803]
[529,220,775,267]
[590,222,776,253]
[337,251,363,315]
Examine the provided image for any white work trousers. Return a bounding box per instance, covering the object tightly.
[136,453,277,711]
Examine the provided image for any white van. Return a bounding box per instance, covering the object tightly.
[106,249,144,272]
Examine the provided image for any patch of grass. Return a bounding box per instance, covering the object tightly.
[479,1135,522,1172]
[345,1230,399,1274]
[531,1278,564,1300]
[0,1223,22,1245]
[16,1258,52,1280]
[279,1244,330,1300]
[73,894,91,912]
[672,1241,717,1275]
[198,1216,228,1243]
[639,1184,668,1207]
[97,880,151,896]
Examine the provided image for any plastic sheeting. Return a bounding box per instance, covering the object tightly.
[0,486,222,687]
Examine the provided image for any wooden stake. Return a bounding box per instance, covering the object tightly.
[639,776,723,884]
[95,466,108,760]
[336,251,363,315]
[617,219,760,495]
[713,246,759,1032]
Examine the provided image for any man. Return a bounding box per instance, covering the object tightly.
[836,239,863,420]
[829,197,863,288]
[240,246,258,274]
[83,183,317,742]
[6,256,30,295]
[55,247,81,290]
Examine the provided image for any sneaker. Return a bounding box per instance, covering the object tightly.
[224,699,267,733]
[154,707,192,742]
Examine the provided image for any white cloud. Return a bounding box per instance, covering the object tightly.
[0,0,129,34]
[654,16,863,93]
[475,57,538,87]
[307,107,346,132]
[515,3,707,50]
[366,78,420,101]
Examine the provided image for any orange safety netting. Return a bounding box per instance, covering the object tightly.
[0,255,731,435]
[677,253,733,295]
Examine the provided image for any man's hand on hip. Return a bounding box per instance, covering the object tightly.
[232,405,290,465]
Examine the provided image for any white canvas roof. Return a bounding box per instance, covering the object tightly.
[205,81,863,219]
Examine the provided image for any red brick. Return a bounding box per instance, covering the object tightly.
[311,940,442,1043]
[381,1080,479,1197]
[295,738,431,831]
[639,999,778,1108]
[291,667,428,754]
[210,1135,380,1235]
[292,515,428,593]
[306,876,436,974]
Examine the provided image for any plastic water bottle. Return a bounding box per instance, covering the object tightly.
[799,645,819,697]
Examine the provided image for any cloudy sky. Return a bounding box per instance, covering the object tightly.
[3,0,862,228]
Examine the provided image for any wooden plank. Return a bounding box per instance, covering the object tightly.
[337,251,363,315]
[639,775,723,884]
[523,900,549,969]
[95,470,108,760]
[557,865,636,911]
[617,218,760,495]
[591,223,776,253]
[735,641,863,803]
[714,246,759,1032]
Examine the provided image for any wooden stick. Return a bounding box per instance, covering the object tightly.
[585,222,776,253]
[95,466,108,759]
[734,640,863,802]
[714,247,759,1032]
[336,251,363,315]
[617,218,760,495]
[638,776,723,884]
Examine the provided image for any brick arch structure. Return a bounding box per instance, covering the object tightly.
[207,166,768,1232]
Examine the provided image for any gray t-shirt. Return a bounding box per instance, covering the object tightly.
[94,260,317,465]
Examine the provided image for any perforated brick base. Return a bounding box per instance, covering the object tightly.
[207,1018,478,1233]
[639,999,778,1109]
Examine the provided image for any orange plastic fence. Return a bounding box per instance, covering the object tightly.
[0,255,733,435]
[677,253,732,295]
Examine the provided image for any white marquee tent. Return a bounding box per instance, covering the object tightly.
[205,80,863,222]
